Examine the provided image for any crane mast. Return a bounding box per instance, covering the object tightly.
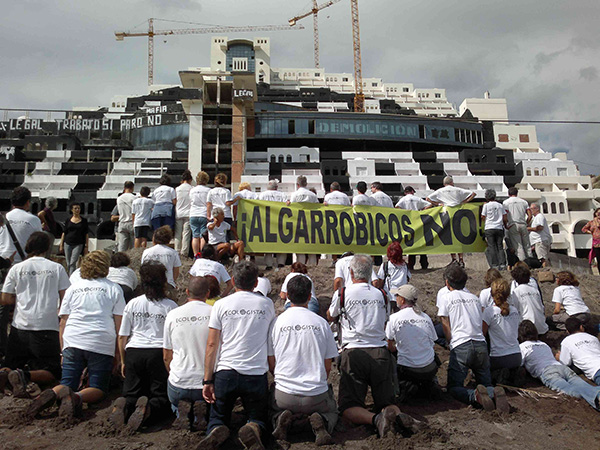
[350,0,364,113]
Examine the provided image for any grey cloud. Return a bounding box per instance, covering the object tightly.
[142,0,202,12]
[532,50,564,74]
[579,66,598,82]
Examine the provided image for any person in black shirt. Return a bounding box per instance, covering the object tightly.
[59,203,88,275]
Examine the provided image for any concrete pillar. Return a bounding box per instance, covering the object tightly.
[187,101,204,177]
[231,102,246,193]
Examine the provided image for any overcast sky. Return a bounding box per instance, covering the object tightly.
[1,0,598,173]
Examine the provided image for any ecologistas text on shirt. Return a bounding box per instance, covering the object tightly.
[238,199,486,255]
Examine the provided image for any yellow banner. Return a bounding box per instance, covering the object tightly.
[238,199,486,255]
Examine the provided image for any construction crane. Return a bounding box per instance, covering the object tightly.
[350,0,364,112]
[288,0,342,68]
[115,19,305,86]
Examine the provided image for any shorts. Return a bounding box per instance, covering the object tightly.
[338,346,396,414]
[4,326,61,379]
[134,226,151,239]
[61,347,113,393]
[190,216,208,239]
[535,241,551,260]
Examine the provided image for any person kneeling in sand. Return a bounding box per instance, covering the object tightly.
[270,275,339,446]
[207,207,244,262]
[26,251,125,420]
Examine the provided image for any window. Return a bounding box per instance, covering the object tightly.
[343,77,348,82]
[403,87,409,92]
[232,57,248,71]
[559,203,565,214]
[552,223,560,234]
[551,202,557,214]
[372,82,378,87]
[286,155,292,163]
[315,73,320,76]
[526,168,532,176]
[557,167,567,176]
[270,155,276,163]
[541,167,547,176]
[435,93,441,98]
[498,134,509,142]
[534,168,540,176]
[519,134,530,143]
[542,202,548,214]
[288,120,295,134]
[496,155,506,163]
[357,167,367,176]
[278,155,284,163]
[308,120,315,134]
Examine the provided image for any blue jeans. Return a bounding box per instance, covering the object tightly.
[64,243,83,276]
[61,347,113,393]
[207,370,268,434]
[284,297,320,315]
[541,365,600,409]
[167,381,206,420]
[594,369,600,386]
[190,216,208,239]
[447,340,494,405]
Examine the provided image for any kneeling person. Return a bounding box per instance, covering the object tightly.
[271,275,339,445]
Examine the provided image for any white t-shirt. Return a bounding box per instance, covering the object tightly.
[189,185,211,218]
[334,255,377,288]
[482,305,521,357]
[519,340,561,379]
[352,193,375,206]
[254,277,272,297]
[436,285,471,309]
[208,221,231,245]
[377,261,411,293]
[371,190,394,208]
[386,307,437,368]
[530,213,551,244]
[552,285,590,315]
[329,283,388,349]
[281,272,317,299]
[0,208,43,262]
[59,278,126,356]
[132,197,154,227]
[117,192,136,229]
[428,185,473,207]
[164,301,213,389]
[207,187,233,218]
[119,295,177,349]
[272,307,338,396]
[152,185,176,204]
[395,194,430,211]
[324,191,350,206]
[2,257,70,331]
[510,277,540,295]
[259,190,288,203]
[141,244,182,288]
[290,187,319,204]
[108,266,138,291]
[233,189,258,201]
[175,183,193,218]
[479,287,516,309]
[437,289,485,350]
[209,290,276,375]
[559,333,600,380]
[503,196,530,225]
[189,258,231,284]
[512,284,549,335]
[482,201,506,230]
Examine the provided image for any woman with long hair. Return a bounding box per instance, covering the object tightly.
[59,202,88,275]
[376,241,411,310]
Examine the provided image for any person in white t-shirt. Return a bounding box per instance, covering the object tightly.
[174,170,193,257]
[254,274,271,297]
[26,251,125,420]
[333,253,378,291]
[151,174,177,231]
[113,261,178,432]
[0,232,69,398]
[482,279,522,385]
[208,207,244,262]
[328,255,423,438]
[259,179,289,269]
[503,187,533,261]
[352,181,375,207]
[112,181,136,252]
[438,263,508,413]
[279,262,320,315]
[370,182,394,208]
[528,203,552,267]
[141,226,182,294]
[323,181,350,206]
[376,241,411,311]
[479,268,503,310]
[395,186,431,270]
[510,264,548,335]
[206,173,233,224]
[551,271,590,330]
[481,189,508,270]
[164,276,213,431]
[518,320,600,410]
[288,175,319,267]
[270,275,338,446]
[199,261,276,450]
[228,181,258,222]
[131,186,154,248]
[386,285,440,401]
[108,252,138,303]
[426,176,475,267]
[189,244,233,297]
[189,171,212,257]
[558,316,600,386]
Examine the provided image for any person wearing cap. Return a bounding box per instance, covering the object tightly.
[386,285,440,401]
[259,179,289,270]
[395,186,431,270]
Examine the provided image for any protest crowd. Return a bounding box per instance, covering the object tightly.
[0,172,599,450]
